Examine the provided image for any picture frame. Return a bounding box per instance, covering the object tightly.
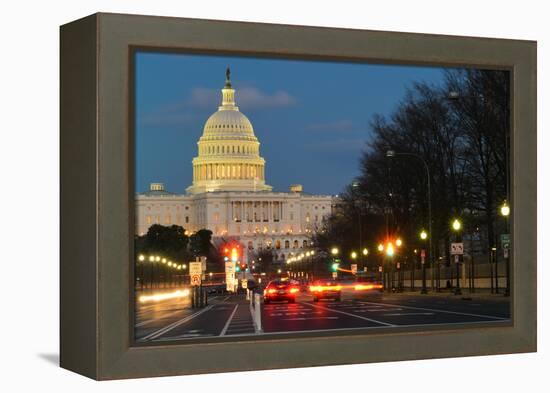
[60,12,536,380]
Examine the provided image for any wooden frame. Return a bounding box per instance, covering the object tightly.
[60,12,536,380]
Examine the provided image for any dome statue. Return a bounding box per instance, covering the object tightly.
[186,68,272,194]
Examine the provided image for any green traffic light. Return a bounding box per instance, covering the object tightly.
[236,266,241,272]
[332,263,339,272]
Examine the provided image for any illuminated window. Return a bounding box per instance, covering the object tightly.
[275,240,281,249]
[146,215,152,225]
[165,215,171,224]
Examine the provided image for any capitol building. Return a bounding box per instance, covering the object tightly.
[135,69,335,262]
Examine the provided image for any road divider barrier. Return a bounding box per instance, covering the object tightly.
[248,289,262,333]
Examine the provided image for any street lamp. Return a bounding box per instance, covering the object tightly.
[351,251,357,259]
[451,218,463,295]
[500,200,510,217]
[452,218,462,232]
[377,243,384,252]
[395,238,403,247]
[420,230,428,240]
[362,248,368,256]
[331,247,339,256]
[386,150,434,290]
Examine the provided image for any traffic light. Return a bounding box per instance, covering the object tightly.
[235,265,241,272]
[221,243,241,262]
[332,262,340,272]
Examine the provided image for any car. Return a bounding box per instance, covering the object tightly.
[309,279,342,302]
[263,280,300,304]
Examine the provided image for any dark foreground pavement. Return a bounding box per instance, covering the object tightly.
[135,289,510,343]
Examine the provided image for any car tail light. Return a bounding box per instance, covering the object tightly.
[267,288,277,294]
[290,287,299,294]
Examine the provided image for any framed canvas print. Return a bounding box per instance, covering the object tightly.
[60,13,536,380]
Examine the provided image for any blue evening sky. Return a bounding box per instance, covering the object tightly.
[135,52,447,195]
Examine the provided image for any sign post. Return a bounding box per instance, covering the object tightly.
[351,264,358,274]
[189,262,203,307]
[450,242,464,296]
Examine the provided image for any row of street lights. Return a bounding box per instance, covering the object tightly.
[136,254,188,289]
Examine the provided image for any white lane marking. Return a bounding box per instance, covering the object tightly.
[383,312,435,316]
[283,317,339,321]
[140,305,214,341]
[220,304,239,336]
[302,302,396,327]
[358,301,508,320]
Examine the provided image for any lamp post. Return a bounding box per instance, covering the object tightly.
[351,182,367,270]
[395,238,403,292]
[420,230,428,294]
[501,200,511,296]
[452,218,463,295]
[386,242,395,293]
[386,150,433,290]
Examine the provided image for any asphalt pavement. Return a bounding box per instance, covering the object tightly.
[135,289,510,343]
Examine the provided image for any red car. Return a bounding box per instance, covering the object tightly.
[263,280,299,304]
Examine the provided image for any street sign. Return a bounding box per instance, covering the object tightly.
[332,272,337,279]
[190,262,202,286]
[450,242,464,255]
[225,261,236,292]
[420,249,426,258]
[351,264,358,274]
[190,262,202,275]
[396,262,400,269]
[503,248,509,259]
[241,279,248,289]
[378,266,383,273]
[454,254,460,264]
[190,274,201,286]
[501,233,511,250]
[363,267,368,272]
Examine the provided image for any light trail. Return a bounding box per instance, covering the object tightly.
[138,289,190,303]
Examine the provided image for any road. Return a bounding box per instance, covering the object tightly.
[135,288,510,343]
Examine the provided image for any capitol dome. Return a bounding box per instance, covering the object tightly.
[186,68,272,194]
